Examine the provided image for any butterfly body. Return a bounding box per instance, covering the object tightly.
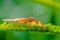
[19,17,43,26]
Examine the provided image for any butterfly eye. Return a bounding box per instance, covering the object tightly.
[29,17,34,19]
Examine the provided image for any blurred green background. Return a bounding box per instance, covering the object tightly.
[0,0,60,40]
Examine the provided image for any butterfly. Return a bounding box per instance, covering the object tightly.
[3,13,47,27]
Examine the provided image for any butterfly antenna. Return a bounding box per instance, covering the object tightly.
[35,12,48,18]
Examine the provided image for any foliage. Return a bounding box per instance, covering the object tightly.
[0,21,60,34]
[33,0,60,9]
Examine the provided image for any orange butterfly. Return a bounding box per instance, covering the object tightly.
[3,13,47,28]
